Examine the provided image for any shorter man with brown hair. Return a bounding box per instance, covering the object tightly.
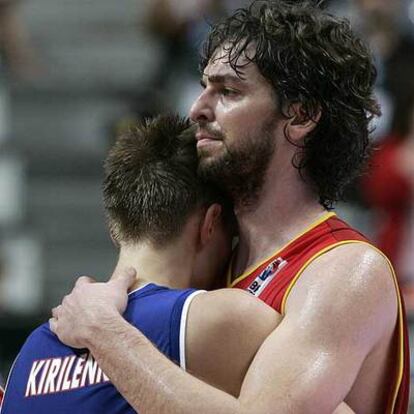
[1,114,280,413]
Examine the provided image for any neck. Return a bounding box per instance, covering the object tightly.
[111,240,195,291]
[232,158,327,276]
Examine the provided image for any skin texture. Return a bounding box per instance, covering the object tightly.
[51,243,394,413]
[51,54,399,412]
[195,48,280,206]
[183,288,282,396]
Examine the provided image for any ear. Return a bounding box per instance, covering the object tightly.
[285,103,321,144]
[199,203,222,249]
[109,224,121,248]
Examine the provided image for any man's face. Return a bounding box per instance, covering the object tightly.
[190,48,281,205]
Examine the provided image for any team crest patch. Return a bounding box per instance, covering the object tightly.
[247,257,287,297]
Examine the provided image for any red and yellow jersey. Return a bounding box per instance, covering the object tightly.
[228,212,409,414]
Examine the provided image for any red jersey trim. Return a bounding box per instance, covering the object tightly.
[280,240,404,414]
[227,212,336,288]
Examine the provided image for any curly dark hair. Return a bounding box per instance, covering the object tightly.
[200,0,381,209]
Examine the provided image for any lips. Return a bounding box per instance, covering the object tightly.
[196,132,218,142]
[196,131,223,150]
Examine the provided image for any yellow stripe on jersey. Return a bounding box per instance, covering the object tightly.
[227,211,336,288]
[280,240,404,414]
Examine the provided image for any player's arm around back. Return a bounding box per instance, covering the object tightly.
[185,290,355,412]
[185,288,281,396]
[233,243,398,413]
[183,243,393,413]
[51,244,395,413]
[119,243,394,414]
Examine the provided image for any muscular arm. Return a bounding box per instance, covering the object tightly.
[52,245,396,413]
[185,289,281,396]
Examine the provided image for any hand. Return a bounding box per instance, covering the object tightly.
[49,267,136,348]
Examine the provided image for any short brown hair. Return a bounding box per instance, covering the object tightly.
[103,114,228,246]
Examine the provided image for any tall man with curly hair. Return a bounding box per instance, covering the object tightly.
[50,1,409,413]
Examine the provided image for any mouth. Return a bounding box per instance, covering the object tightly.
[195,126,224,152]
[196,133,222,150]
[197,135,221,151]
[195,132,219,142]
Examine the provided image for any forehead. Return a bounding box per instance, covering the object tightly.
[203,45,264,84]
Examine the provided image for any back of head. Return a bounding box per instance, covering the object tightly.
[103,114,227,247]
[201,0,381,209]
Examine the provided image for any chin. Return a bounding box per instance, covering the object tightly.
[199,152,227,170]
[198,148,218,161]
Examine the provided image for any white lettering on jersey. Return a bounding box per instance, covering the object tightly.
[61,356,76,391]
[81,353,98,386]
[25,360,46,397]
[43,358,62,393]
[55,355,70,391]
[37,359,51,394]
[24,353,110,397]
[70,355,85,389]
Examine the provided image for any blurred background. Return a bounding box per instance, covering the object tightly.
[0,0,413,408]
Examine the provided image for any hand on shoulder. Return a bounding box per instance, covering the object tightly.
[50,268,136,348]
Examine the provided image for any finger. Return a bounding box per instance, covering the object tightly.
[111,267,136,290]
[75,276,96,287]
[52,305,62,319]
[49,317,57,333]
[61,295,69,306]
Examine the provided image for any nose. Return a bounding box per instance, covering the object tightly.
[189,90,215,124]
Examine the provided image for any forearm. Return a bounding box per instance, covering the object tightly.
[85,316,357,414]
[85,315,241,414]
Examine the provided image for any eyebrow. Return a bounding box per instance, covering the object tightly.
[202,73,245,85]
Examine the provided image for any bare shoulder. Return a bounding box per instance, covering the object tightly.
[285,242,398,345]
[287,242,396,304]
[317,243,393,291]
[185,289,281,395]
[189,288,280,333]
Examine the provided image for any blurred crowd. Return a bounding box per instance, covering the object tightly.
[0,0,413,393]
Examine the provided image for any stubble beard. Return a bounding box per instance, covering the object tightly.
[198,120,276,208]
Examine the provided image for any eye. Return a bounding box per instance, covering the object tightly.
[200,80,207,89]
[221,87,238,97]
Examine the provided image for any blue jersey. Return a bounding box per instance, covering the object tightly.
[1,283,202,413]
